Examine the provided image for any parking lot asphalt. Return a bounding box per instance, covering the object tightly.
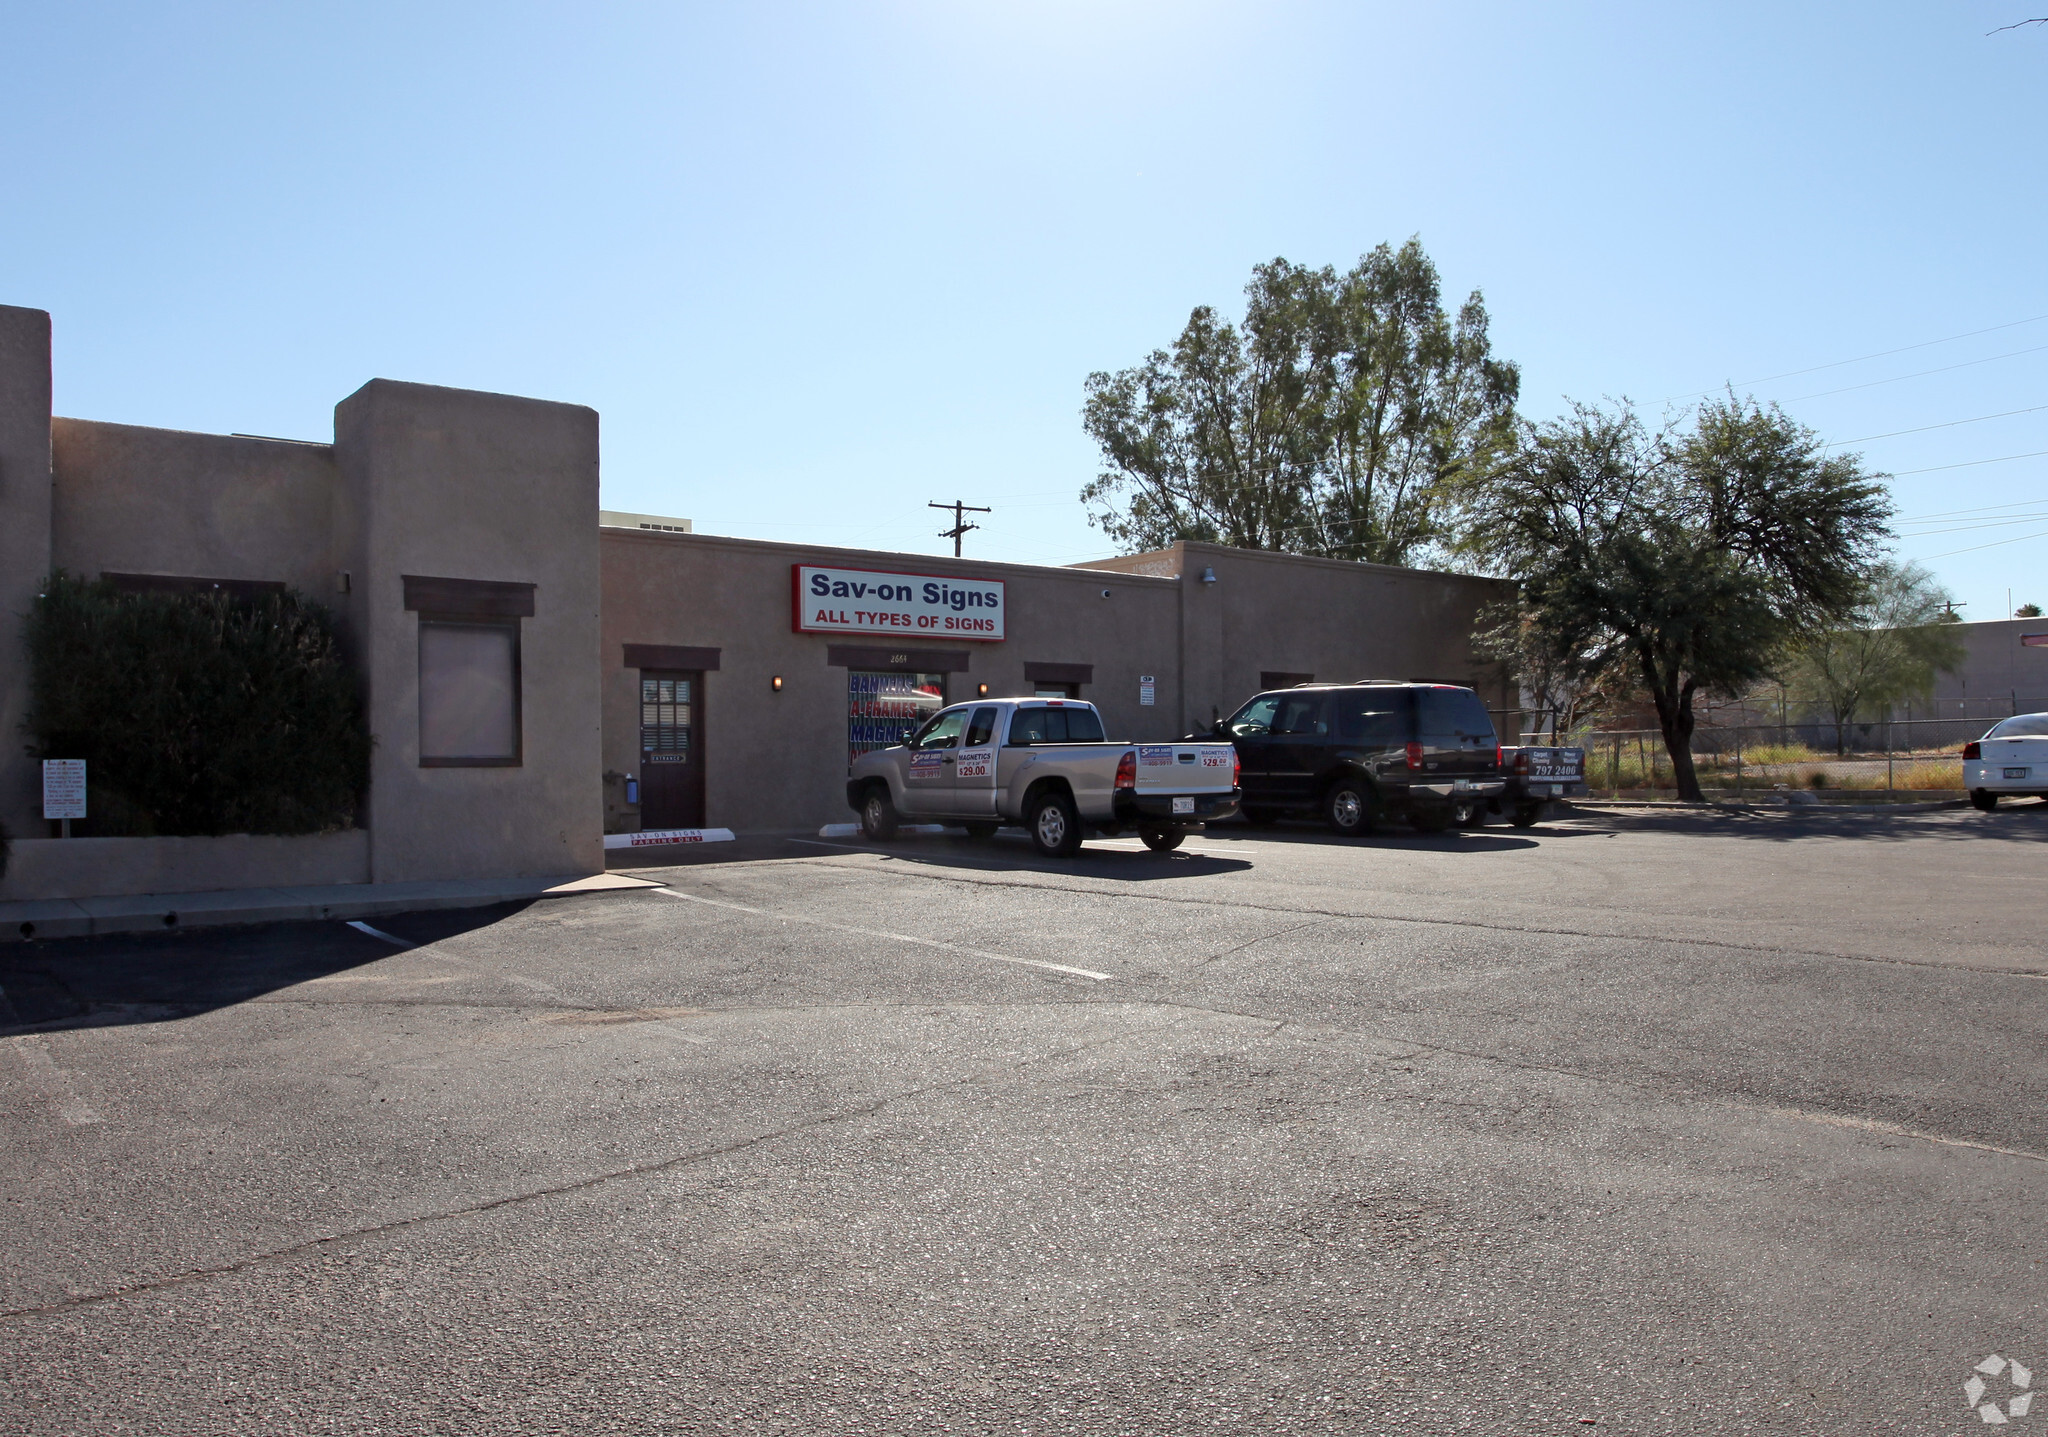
[2,802,2045,1435]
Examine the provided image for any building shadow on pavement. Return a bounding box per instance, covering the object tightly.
[0,902,529,1036]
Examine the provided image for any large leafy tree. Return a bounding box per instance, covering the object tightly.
[1081,239,1519,565]
[1464,398,1893,800]
[1781,560,1964,753]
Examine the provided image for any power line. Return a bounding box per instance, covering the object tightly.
[1826,403,2048,448]
[1890,450,2048,479]
[1661,312,2048,402]
[1922,527,2048,559]
[1781,342,2048,404]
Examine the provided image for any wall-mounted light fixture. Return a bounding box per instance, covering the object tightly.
[977,682,989,697]
[771,674,784,692]
[1200,566,1218,585]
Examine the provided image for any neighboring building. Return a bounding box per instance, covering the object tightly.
[1920,619,2048,721]
[0,303,1512,903]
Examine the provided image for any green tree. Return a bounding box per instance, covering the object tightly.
[1781,561,1965,753]
[24,574,370,836]
[1081,239,1518,564]
[1464,398,1893,800]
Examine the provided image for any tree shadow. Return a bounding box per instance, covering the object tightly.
[1569,799,2048,843]
[0,902,530,1036]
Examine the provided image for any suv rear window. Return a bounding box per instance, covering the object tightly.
[1008,705,1106,744]
[1335,689,1410,745]
[1415,687,1497,743]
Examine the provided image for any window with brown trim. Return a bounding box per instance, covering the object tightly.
[419,618,522,766]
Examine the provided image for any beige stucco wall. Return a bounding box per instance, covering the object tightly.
[600,531,1184,834]
[0,306,52,844]
[335,380,604,884]
[50,420,342,598]
[1078,541,1517,730]
[0,830,369,902]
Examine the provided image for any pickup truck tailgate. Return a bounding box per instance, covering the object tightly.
[1135,743,1237,792]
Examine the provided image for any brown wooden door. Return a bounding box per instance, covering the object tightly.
[639,670,705,830]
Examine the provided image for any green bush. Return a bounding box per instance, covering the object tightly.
[23,573,370,836]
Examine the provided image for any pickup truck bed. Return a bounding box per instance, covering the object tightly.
[847,698,1240,856]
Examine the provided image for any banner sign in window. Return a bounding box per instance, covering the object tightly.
[795,564,1005,642]
[848,671,946,769]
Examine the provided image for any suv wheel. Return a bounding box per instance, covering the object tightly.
[860,787,900,841]
[1324,779,1376,838]
[1027,790,1083,857]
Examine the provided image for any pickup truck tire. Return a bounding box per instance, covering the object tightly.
[960,822,999,840]
[1026,790,1083,858]
[1511,801,1544,828]
[859,786,901,841]
[1323,779,1377,838]
[1139,826,1184,853]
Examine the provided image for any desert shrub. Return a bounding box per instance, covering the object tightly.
[23,573,370,836]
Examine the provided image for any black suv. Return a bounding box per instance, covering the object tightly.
[1215,682,1506,835]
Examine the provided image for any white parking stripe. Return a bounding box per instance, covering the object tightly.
[650,889,1114,982]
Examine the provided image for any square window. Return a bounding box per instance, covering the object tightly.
[419,619,521,766]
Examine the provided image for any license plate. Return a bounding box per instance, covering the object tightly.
[1171,796,1195,815]
[1453,779,1473,791]
[2005,767,2029,779]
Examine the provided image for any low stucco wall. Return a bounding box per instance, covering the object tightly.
[0,829,370,902]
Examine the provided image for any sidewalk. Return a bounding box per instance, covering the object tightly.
[1,870,666,943]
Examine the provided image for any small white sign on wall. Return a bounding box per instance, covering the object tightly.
[1139,675,1156,706]
[42,759,87,820]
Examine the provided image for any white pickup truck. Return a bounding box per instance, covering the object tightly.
[846,697,1240,856]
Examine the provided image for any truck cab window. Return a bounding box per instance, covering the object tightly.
[912,708,968,749]
[965,707,999,746]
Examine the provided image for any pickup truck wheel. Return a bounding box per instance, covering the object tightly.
[960,822,998,840]
[1027,791,1083,857]
[860,787,901,841]
[1323,780,1376,838]
[1409,807,1455,834]
[1510,801,1543,828]
[1139,826,1184,853]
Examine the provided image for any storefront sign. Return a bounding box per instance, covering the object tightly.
[794,564,1005,642]
[602,827,736,848]
[42,760,86,820]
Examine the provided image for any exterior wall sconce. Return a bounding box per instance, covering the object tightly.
[1200,567,1217,585]
[771,675,783,691]
[977,682,989,697]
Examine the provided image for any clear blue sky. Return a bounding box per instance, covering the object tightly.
[7,2,2047,619]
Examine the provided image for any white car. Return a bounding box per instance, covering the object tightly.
[1963,713,2048,810]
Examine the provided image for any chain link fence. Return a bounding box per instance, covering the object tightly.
[1531,717,1996,797]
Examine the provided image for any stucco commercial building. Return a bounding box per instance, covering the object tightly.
[0,303,1512,904]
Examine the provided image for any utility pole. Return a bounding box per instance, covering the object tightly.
[929,499,990,558]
